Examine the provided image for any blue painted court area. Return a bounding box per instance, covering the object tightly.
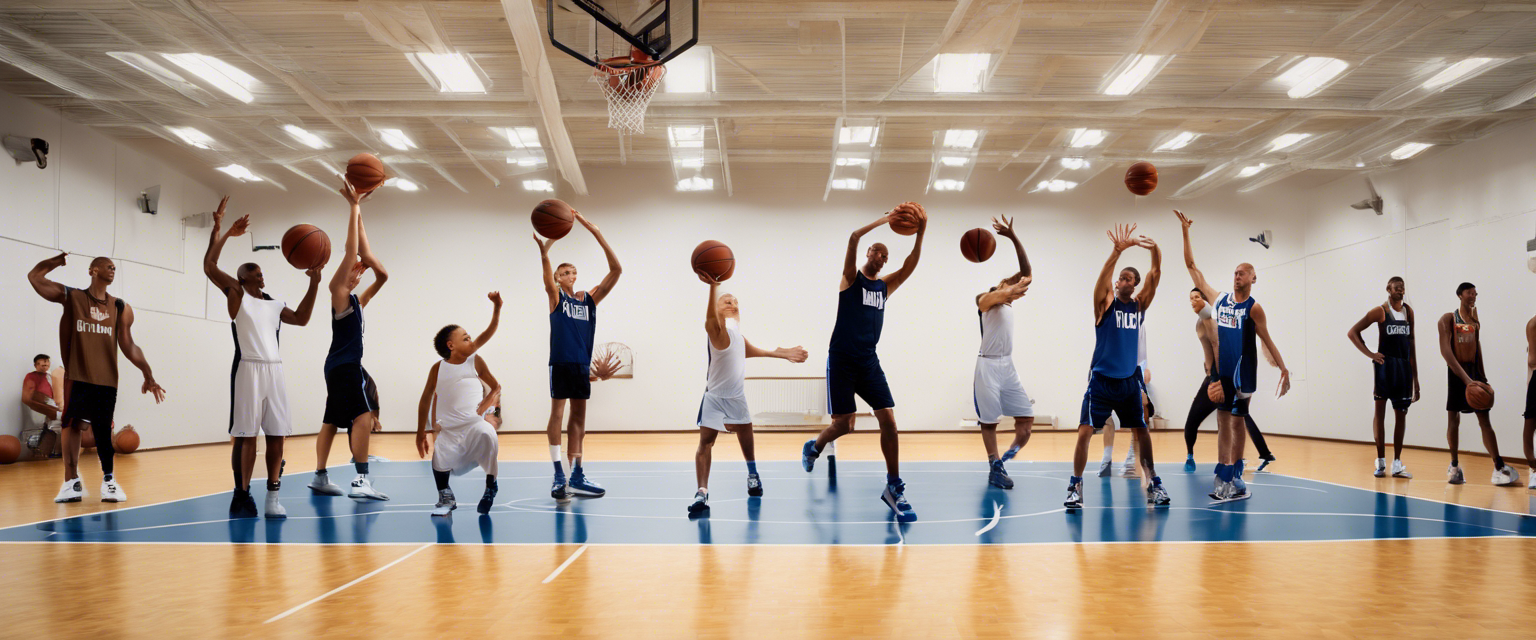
[4,461,1534,545]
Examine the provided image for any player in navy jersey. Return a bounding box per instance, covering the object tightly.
[802,202,926,519]
[1066,224,1167,510]
[1178,210,1291,503]
[535,209,622,500]
[1347,277,1419,478]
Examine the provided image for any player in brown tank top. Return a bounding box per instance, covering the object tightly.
[1436,282,1517,486]
[27,252,166,504]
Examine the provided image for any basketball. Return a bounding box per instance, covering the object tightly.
[0,434,19,464]
[532,199,575,239]
[691,240,735,282]
[345,153,386,194]
[1466,382,1494,411]
[603,48,663,98]
[1125,161,1158,196]
[1207,379,1225,404]
[114,425,140,454]
[890,202,924,236]
[960,228,996,263]
[80,427,95,450]
[282,224,331,270]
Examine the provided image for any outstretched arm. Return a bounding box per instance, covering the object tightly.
[1346,307,1387,363]
[356,203,388,308]
[993,215,1031,285]
[1176,211,1218,303]
[578,212,624,306]
[416,362,440,458]
[535,234,559,313]
[841,213,893,290]
[977,279,1030,313]
[745,339,809,362]
[702,277,728,350]
[473,357,501,416]
[467,292,503,355]
[883,203,926,296]
[1250,303,1290,397]
[330,180,365,313]
[203,196,244,294]
[1093,224,1135,320]
[281,266,325,326]
[1135,236,1162,311]
[27,252,69,304]
[117,304,165,403]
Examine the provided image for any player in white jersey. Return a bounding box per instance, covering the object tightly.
[689,274,808,514]
[418,292,503,515]
[203,196,325,519]
[972,216,1033,489]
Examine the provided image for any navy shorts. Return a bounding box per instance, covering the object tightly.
[1447,362,1485,414]
[1373,356,1413,412]
[1524,372,1536,420]
[1213,375,1253,418]
[60,381,117,431]
[323,363,377,429]
[1080,369,1146,432]
[550,362,591,400]
[826,354,894,416]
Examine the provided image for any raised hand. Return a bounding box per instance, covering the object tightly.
[1175,210,1193,230]
[213,196,230,228]
[339,178,372,205]
[533,233,557,253]
[227,214,251,238]
[1135,235,1157,250]
[697,271,719,285]
[43,252,67,269]
[305,264,325,280]
[992,215,1016,240]
[488,291,502,306]
[1108,224,1137,251]
[574,211,598,234]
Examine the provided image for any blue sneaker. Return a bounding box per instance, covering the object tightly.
[1183,455,1196,473]
[801,440,820,472]
[687,490,709,514]
[881,481,914,518]
[551,471,569,500]
[1064,482,1083,509]
[1000,446,1020,463]
[988,460,1014,489]
[747,473,763,497]
[569,468,606,497]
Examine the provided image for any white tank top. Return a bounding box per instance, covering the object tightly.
[435,354,484,428]
[705,326,746,398]
[978,302,1013,357]
[235,292,286,363]
[1385,304,1407,322]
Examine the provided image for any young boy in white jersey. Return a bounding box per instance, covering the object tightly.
[973,215,1033,489]
[418,292,504,515]
[690,274,808,513]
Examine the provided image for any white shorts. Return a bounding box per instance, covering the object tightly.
[973,356,1034,423]
[433,419,499,476]
[230,360,292,438]
[697,392,751,431]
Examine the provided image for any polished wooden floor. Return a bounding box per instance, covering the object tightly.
[2,431,1533,639]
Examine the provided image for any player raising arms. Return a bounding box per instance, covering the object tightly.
[418,292,504,516]
[972,215,1033,489]
[204,196,325,518]
[1065,224,1168,510]
[1346,277,1419,479]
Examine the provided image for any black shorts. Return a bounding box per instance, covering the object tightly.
[323,363,377,429]
[1373,357,1413,412]
[60,381,117,431]
[1446,362,1485,414]
[1080,369,1145,432]
[1213,375,1252,418]
[549,362,591,400]
[826,354,895,416]
[1525,372,1536,420]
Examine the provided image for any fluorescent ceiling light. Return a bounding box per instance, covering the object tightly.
[942,129,981,149]
[835,156,870,167]
[508,156,541,167]
[1275,57,1348,99]
[1068,128,1106,148]
[496,127,542,149]
[1103,54,1164,96]
[215,164,261,182]
[932,179,966,191]
[676,157,706,169]
[160,53,257,103]
[939,156,970,167]
[167,126,214,149]
[1269,133,1312,151]
[669,126,706,148]
[1059,157,1090,170]
[522,179,554,192]
[1036,179,1078,192]
[382,177,420,191]
[839,126,878,146]
[281,124,326,149]
[1422,58,1498,90]
[108,52,203,94]
[1156,132,1197,151]
[663,46,712,93]
[378,128,416,150]
[831,178,865,191]
[407,52,486,93]
[934,53,990,93]
[677,176,715,192]
[1389,142,1432,160]
[1238,163,1269,178]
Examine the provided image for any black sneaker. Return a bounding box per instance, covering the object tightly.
[477,481,498,514]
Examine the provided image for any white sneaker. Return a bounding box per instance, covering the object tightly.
[1447,465,1465,485]
[1119,463,1140,478]
[54,478,85,503]
[1390,459,1413,478]
[264,489,287,518]
[1097,460,1112,477]
[347,475,390,501]
[1493,466,1520,487]
[100,478,126,503]
[308,471,345,496]
[1528,473,1535,490]
[1373,458,1387,478]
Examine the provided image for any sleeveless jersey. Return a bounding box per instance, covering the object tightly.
[1451,308,1477,363]
[978,301,1013,357]
[1378,303,1411,360]
[1091,298,1142,379]
[1214,292,1258,392]
[705,325,746,398]
[25,371,53,400]
[435,354,484,428]
[62,287,120,388]
[234,291,285,363]
[550,290,596,365]
[830,272,886,358]
[325,294,364,372]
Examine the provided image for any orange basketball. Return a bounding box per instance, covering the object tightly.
[1125,161,1158,196]
[960,228,996,263]
[1207,379,1225,404]
[1466,382,1494,411]
[532,199,575,239]
[889,202,924,236]
[281,224,331,270]
[346,153,386,194]
[604,48,662,97]
[114,425,140,454]
[0,434,20,464]
[691,240,735,282]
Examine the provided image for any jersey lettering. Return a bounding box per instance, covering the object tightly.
[862,289,884,310]
[562,300,591,322]
[1384,324,1410,336]
[76,319,113,336]
[1216,306,1246,329]
[1115,309,1140,330]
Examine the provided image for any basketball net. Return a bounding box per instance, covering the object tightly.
[593,58,665,136]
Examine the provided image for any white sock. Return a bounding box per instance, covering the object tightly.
[697,487,708,495]
[1101,446,1113,462]
[549,445,566,476]
[1376,457,1386,467]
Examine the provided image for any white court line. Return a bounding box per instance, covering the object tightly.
[542,545,588,583]
[263,543,433,624]
[3,534,1535,548]
[975,502,1004,536]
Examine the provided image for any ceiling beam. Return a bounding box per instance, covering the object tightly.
[500,0,587,195]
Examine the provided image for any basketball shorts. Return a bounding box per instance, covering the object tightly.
[1524,372,1536,420]
[323,363,377,429]
[697,392,751,431]
[1213,375,1253,418]
[1447,361,1486,414]
[973,356,1034,424]
[229,360,292,438]
[549,362,591,400]
[1373,356,1413,412]
[432,419,499,477]
[60,381,117,431]
[826,354,894,416]
[1080,369,1145,432]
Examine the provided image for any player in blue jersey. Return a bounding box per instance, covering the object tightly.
[802,202,927,519]
[1066,223,1168,510]
[309,180,391,501]
[1178,210,1291,502]
[535,210,622,501]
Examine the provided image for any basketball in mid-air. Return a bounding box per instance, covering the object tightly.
[345,153,386,194]
[960,228,996,263]
[691,240,735,282]
[282,224,331,270]
[1125,161,1158,196]
[532,199,575,239]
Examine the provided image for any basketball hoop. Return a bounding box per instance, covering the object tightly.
[592,49,666,135]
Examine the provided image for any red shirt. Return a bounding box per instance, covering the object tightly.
[24,370,53,400]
